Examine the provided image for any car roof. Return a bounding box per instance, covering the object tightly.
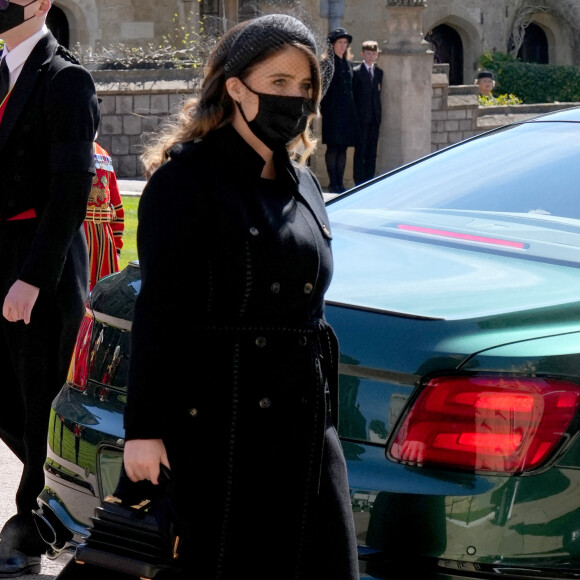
[526,105,580,123]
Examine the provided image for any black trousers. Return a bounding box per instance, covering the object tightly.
[324,144,349,193]
[0,221,85,552]
[353,122,380,186]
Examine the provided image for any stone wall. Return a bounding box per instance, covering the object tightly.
[431,65,479,152]
[94,69,200,178]
[430,63,579,153]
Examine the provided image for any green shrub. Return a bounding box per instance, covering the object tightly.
[479,51,580,104]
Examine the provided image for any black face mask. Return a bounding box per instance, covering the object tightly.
[0,0,39,35]
[236,82,315,151]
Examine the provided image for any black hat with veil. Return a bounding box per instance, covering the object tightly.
[219,12,335,99]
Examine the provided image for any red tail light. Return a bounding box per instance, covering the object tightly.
[66,309,94,392]
[388,375,580,473]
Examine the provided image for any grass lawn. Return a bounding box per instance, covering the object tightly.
[118,195,139,270]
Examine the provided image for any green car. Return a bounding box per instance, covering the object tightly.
[35,106,580,579]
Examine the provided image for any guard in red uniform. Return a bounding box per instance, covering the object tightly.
[84,142,124,290]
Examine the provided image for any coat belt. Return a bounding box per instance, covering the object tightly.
[201,319,339,425]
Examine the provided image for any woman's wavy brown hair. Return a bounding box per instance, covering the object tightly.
[141,21,322,177]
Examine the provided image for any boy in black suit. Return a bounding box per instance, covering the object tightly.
[352,40,383,185]
[0,0,100,575]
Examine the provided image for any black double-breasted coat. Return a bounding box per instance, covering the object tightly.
[320,53,359,147]
[0,31,99,548]
[124,125,358,579]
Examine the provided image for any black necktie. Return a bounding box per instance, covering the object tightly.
[0,57,10,104]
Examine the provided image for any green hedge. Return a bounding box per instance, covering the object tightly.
[479,52,580,104]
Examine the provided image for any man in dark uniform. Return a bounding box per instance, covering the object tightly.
[0,0,100,575]
[352,40,383,186]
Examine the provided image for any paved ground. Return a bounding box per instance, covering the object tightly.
[0,441,68,579]
[117,179,146,197]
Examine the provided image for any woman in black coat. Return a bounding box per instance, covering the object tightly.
[122,14,358,580]
[320,27,359,193]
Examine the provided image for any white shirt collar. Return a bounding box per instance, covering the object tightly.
[2,25,49,73]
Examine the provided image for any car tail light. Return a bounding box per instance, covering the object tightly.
[66,308,94,392]
[388,375,580,473]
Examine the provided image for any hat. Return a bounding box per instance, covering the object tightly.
[328,27,352,44]
[224,14,317,79]
[477,70,494,80]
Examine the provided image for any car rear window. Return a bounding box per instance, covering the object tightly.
[327,121,580,266]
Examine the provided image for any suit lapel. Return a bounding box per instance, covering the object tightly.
[0,33,56,149]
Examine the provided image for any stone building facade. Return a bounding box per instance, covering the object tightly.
[48,0,580,74]
[36,0,580,181]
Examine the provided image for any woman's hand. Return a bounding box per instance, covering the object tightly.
[123,439,170,485]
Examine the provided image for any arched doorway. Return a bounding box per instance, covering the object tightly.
[425,24,463,85]
[518,23,549,64]
[47,5,70,48]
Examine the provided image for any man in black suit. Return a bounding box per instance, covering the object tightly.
[352,40,383,186]
[0,0,99,575]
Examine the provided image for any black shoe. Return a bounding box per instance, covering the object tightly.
[0,514,47,555]
[0,549,41,578]
[0,514,45,577]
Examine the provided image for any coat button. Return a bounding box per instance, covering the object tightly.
[188,408,199,417]
[303,283,313,294]
[298,336,308,346]
[270,282,280,294]
[259,398,271,409]
[249,226,260,236]
[255,336,267,347]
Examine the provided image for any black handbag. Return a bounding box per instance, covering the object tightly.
[74,465,182,579]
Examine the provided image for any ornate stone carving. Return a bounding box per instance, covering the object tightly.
[384,0,429,52]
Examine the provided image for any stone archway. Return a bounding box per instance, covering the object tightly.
[518,22,549,64]
[52,0,100,49]
[530,11,574,66]
[425,24,463,84]
[46,5,70,47]
[424,6,481,87]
